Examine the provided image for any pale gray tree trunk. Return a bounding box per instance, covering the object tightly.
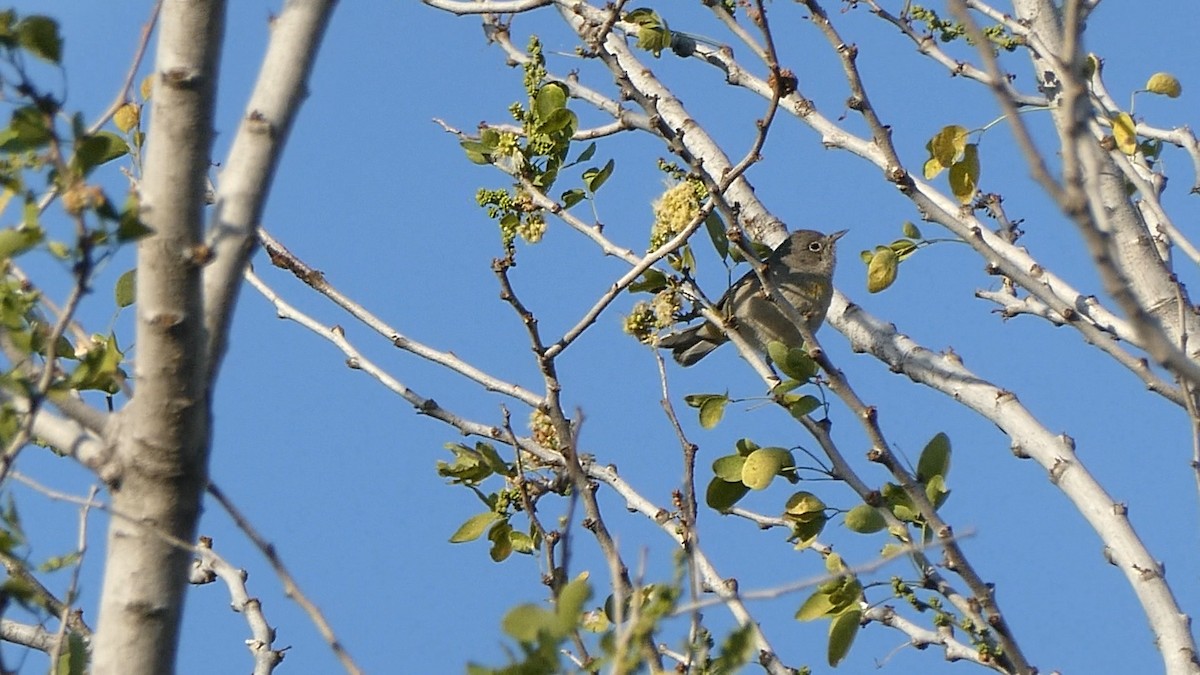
[91,2,226,673]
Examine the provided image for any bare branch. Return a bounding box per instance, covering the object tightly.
[831,291,1200,672]
[255,231,543,407]
[203,0,337,382]
[421,0,553,14]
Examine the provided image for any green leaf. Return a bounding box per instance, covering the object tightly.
[40,551,80,572]
[788,511,827,549]
[823,551,846,576]
[449,511,500,543]
[741,448,793,490]
[925,474,951,510]
[626,9,671,57]
[54,630,87,675]
[698,394,728,429]
[553,575,592,635]
[16,16,61,64]
[888,238,918,259]
[916,432,951,483]
[502,603,555,643]
[771,379,804,396]
[628,268,667,293]
[734,438,759,456]
[536,108,577,135]
[574,142,596,163]
[487,520,513,561]
[534,83,569,120]
[712,454,746,482]
[477,442,512,477]
[705,477,749,511]
[560,188,586,209]
[704,212,728,260]
[828,576,863,612]
[709,624,754,675]
[771,344,817,381]
[116,196,152,242]
[46,240,69,259]
[460,140,492,165]
[436,443,494,485]
[784,491,826,521]
[881,482,918,523]
[866,247,898,293]
[787,394,821,420]
[1,106,53,152]
[73,132,129,174]
[65,333,126,394]
[114,269,136,308]
[827,609,862,667]
[684,393,717,408]
[901,221,922,239]
[583,159,614,193]
[796,590,836,621]
[844,504,887,533]
[508,530,536,554]
[0,225,42,261]
[23,198,38,230]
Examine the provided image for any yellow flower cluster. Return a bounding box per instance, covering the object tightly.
[623,289,680,343]
[649,180,703,250]
[529,408,559,450]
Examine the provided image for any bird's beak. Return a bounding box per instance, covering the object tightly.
[829,229,849,242]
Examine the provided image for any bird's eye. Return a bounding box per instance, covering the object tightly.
[808,242,823,252]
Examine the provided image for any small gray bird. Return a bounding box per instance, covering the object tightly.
[660,229,846,366]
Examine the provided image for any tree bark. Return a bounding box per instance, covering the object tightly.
[91,2,226,674]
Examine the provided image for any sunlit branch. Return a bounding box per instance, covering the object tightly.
[87,1,163,136]
[703,2,768,64]
[48,486,96,668]
[256,231,543,407]
[203,0,337,382]
[0,390,115,481]
[830,290,1200,673]
[189,537,284,675]
[865,0,1047,108]
[486,22,653,133]
[864,605,1005,671]
[205,484,361,675]
[785,311,1021,668]
[421,0,553,14]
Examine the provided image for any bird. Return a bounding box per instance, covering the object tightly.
[660,229,846,366]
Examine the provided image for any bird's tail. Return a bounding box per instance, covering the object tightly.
[658,324,723,366]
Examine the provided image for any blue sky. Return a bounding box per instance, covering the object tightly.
[9,1,1200,673]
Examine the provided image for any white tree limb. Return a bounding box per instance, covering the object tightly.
[92,2,226,673]
[203,0,337,381]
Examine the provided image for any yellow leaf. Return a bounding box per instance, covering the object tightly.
[1111,112,1137,155]
[929,125,968,167]
[922,155,944,180]
[866,247,898,293]
[113,103,139,133]
[949,143,979,203]
[1145,72,1182,98]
